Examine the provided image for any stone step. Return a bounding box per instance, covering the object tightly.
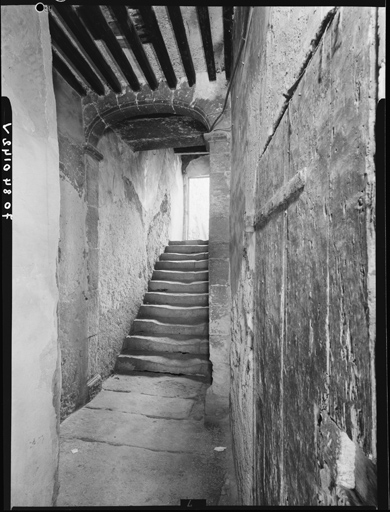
[115,352,211,381]
[152,269,209,283]
[144,292,209,307]
[132,318,209,336]
[165,244,208,254]
[138,304,209,324]
[155,259,208,271]
[148,280,209,294]
[159,252,208,261]
[123,335,209,355]
[169,240,208,245]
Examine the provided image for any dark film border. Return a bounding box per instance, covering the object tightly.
[2,95,12,511]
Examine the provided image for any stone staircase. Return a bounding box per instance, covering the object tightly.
[115,240,211,382]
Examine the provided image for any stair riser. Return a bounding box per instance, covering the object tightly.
[123,337,209,355]
[155,260,208,271]
[160,252,208,261]
[132,320,208,336]
[115,356,211,380]
[144,292,209,307]
[138,305,208,324]
[165,245,208,254]
[152,270,209,282]
[148,281,208,294]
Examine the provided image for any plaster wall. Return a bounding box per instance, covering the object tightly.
[230,6,377,505]
[2,6,61,506]
[54,72,90,420]
[96,131,183,380]
[184,155,210,240]
[188,177,209,240]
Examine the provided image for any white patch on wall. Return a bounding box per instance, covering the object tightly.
[191,71,226,102]
[188,176,209,240]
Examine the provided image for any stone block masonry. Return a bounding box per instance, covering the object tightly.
[204,128,232,422]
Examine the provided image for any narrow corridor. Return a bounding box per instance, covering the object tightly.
[57,241,235,506]
[57,373,230,506]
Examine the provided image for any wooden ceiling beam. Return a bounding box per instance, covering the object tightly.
[49,15,105,96]
[52,52,87,97]
[108,5,158,90]
[196,7,216,81]
[223,6,234,80]
[77,5,140,91]
[137,6,177,89]
[52,6,122,94]
[167,6,196,87]
[174,146,208,155]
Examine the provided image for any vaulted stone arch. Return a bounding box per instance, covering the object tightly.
[82,79,226,150]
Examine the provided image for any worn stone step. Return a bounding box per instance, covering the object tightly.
[103,373,207,398]
[155,259,208,271]
[160,252,208,261]
[132,318,209,336]
[138,304,209,324]
[148,280,208,294]
[123,335,209,355]
[152,269,209,283]
[144,292,209,307]
[165,244,208,254]
[169,240,208,245]
[115,352,211,381]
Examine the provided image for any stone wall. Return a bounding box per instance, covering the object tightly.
[230,6,378,506]
[54,75,184,420]
[54,72,90,420]
[2,6,61,506]
[205,128,232,424]
[94,131,183,381]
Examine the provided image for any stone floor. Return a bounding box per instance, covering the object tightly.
[57,372,237,507]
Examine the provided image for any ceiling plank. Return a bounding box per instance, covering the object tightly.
[196,6,216,81]
[49,15,105,96]
[223,6,234,80]
[137,6,177,89]
[77,5,140,91]
[108,5,158,90]
[167,6,196,87]
[52,52,87,97]
[52,5,122,94]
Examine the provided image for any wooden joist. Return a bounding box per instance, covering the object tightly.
[52,6,122,94]
[222,6,234,80]
[137,6,177,89]
[108,6,158,90]
[52,52,87,97]
[174,146,208,155]
[196,7,216,81]
[77,5,140,91]
[49,15,105,96]
[167,6,196,87]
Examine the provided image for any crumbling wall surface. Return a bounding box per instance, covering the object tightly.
[53,72,89,421]
[95,130,183,379]
[2,6,61,506]
[230,6,377,506]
